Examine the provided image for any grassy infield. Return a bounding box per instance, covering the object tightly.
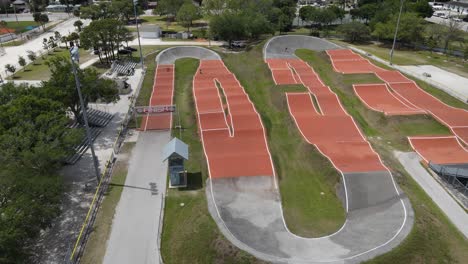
[81,40,467,263]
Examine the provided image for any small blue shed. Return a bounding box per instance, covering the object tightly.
[162,137,188,188]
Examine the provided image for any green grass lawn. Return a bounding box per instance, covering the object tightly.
[2,21,38,33]
[1,39,26,47]
[80,142,136,264]
[330,39,468,78]
[295,49,468,263]
[8,47,95,80]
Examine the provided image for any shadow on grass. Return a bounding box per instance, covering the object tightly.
[178,172,202,191]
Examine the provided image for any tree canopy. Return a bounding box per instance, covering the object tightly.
[176,2,202,31]
[80,19,133,63]
[372,12,425,45]
[0,83,82,263]
[42,56,120,123]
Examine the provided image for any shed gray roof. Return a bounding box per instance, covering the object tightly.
[162,137,189,161]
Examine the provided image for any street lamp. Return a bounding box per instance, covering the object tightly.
[70,42,101,182]
[389,0,404,65]
[132,0,144,68]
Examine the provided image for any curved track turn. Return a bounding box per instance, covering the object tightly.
[151,43,413,264]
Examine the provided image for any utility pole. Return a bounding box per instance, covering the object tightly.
[389,0,404,65]
[132,0,144,68]
[11,4,18,24]
[70,42,101,182]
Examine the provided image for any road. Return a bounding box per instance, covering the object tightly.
[0,12,71,22]
[103,131,170,264]
[396,151,468,239]
[425,15,468,32]
[0,17,90,79]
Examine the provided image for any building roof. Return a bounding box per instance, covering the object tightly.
[140,24,161,32]
[447,1,468,8]
[162,137,189,161]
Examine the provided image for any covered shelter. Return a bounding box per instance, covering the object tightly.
[162,137,189,188]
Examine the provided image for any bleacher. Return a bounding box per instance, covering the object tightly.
[107,60,138,76]
[87,108,114,127]
[64,123,102,164]
[429,162,468,195]
[64,108,115,164]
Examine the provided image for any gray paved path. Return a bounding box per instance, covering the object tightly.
[395,151,468,239]
[103,131,170,264]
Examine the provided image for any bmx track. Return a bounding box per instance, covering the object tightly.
[142,42,414,263]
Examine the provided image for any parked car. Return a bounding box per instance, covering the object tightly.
[231,40,247,48]
[123,46,137,52]
[118,49,132,55]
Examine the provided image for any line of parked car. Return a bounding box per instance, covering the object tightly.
[433,12,463,21]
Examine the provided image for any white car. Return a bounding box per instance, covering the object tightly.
[453,18,462,22]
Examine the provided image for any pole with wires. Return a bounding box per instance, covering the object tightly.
[70,42,101,182]
[132,0,144,68]
[390,0,404,65]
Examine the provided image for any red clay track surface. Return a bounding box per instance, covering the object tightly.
[326,50,385,74]
[327,49,468,162]
[267,58,386,173]
[194,60,274,179]
[409,137,468,164]
[141,65,174,130]
[353,84,426,116]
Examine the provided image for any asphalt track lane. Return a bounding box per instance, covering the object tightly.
[326,49,468,163]
[153,44,413,263]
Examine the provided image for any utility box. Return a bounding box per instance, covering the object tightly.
[162,137,189,188]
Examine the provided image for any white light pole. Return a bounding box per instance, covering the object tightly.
[389,0,404,65]
[132,0,144,68]
[70,42,101,182]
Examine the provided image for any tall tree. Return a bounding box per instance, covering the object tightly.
[33,13,49,32]
[74,20,83,32]
[210,11,247,46]
[0,82,81,263]
[80,19,133,63]
[338,21,370,43]
[42,56,120,123]
[373,12,425,46]
[177,2,201,31]
[154,0,186,18]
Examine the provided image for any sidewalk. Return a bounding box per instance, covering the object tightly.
[103,131,170,264]
[395,151,468,239]
[128,37,224,46]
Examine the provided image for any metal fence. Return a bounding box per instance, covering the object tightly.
[429,162,468,196]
